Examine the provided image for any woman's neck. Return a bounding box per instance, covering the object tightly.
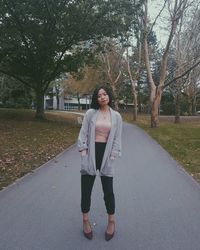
[99,105,109,112]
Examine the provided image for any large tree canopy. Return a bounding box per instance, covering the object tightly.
[0,0,142,118]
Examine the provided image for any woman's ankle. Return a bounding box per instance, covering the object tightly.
[108,214,115,222]
[82,213,89,221]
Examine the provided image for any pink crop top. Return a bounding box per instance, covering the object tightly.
[95,112,111,142]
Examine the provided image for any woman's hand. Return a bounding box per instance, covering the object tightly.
[81,150,87,156]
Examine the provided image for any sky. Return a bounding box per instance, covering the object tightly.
[148,0,169,47]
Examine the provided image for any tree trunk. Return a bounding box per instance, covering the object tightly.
[174,88,181,123]
[56,95,59,110]
[111,84,119,111]
[150,88,162,128]
[126,47,138,121]
[188,98,192,116]
[174,99,181,123]
[137,87,142,113]
[192,96,196,115]
[56,87,60,110]
[35,88,45,119]
[77,93,81,110]
[174,78,181,123]
[132,87,137,121]
[114,99,119,111]
[151,103,158,128]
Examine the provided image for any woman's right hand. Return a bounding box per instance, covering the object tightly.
[81,150,87,156]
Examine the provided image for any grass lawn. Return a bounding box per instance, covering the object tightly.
[0,108,81,190]
[122,113,200,184]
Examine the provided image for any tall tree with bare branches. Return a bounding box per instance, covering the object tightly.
[165,3,200,120]
[100,39,124,110]
[143,0,189,127]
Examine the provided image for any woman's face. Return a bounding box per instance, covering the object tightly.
[97,88,110,107]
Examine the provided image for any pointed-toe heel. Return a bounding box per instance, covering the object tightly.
[83,230,93,240]
[83,219,93,240]
[105,231,114,241]
[105,220,115,241]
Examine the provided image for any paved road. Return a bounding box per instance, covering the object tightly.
[0,122,200,250]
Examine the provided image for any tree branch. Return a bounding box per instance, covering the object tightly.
[160,0,187,85]
[143,0,156,90]
[0,68,33,88]
[114,71,121,84]
[164,59,200,89]
[149,0,168,34]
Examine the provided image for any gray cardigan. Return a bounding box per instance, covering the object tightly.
[77,107,122,177]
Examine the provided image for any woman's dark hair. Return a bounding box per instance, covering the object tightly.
[90,84,114,109]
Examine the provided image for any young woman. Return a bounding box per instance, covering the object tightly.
[77,85,122,241]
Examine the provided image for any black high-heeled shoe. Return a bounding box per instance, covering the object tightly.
[83,219,93,240]
[105,220,115,241]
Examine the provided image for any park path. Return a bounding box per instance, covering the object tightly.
[0,122,200,250]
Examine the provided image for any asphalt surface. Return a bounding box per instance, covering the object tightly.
[0,122,200,250]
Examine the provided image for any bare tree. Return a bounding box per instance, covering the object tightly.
[181,5,200,115]
[124,41,142,120]
[143,0,189,127]
[166,3,200,119]
[174,12,184,123]
[101,39,124,111]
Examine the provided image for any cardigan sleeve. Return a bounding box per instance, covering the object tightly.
[77,111,90,152]
[110,112,122,157]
